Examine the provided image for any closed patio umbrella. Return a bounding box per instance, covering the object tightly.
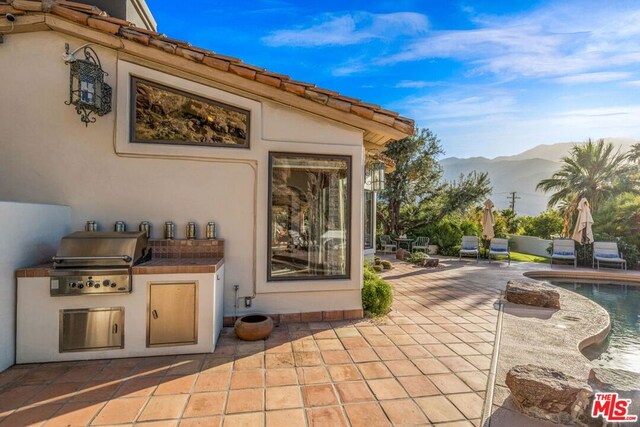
[481,199,495,239]
[572,198,594,244]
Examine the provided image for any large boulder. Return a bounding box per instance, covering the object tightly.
[505,280,560,309]
[422,258,439,268]
[506,364,593,425]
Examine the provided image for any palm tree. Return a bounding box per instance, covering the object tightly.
[537,139,632,233]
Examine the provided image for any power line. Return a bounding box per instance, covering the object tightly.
[507,191,522,212]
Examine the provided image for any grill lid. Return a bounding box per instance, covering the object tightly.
[52,231,149,268]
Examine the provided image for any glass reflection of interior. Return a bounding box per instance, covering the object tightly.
[270,154,350,279]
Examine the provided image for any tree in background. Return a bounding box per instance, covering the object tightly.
[377,128,491,236]
[536,139,633,233]
[520,210,564,239]
[378,128,443,235]
[499,209,520,234]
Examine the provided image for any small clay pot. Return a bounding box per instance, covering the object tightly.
[234,315,274,341]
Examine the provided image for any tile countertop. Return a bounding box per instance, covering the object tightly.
[132,257,224,275]
[16,258,224,278]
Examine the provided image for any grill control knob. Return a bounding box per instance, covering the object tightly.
[70,282,77,288]
[86,280,95,287]
[111,283,117,288]
[95,284,101,288]
[78,284,84,289]
[103,280,111,286]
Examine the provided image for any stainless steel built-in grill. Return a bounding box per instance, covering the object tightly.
[50,231,149,296]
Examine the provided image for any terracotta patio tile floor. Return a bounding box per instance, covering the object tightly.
[0,256,527,426]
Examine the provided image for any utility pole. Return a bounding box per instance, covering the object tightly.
[507,191,521,212]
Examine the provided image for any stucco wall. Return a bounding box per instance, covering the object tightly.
[0,202,71,371]
[509,235,552,257]
[0,31,366,317]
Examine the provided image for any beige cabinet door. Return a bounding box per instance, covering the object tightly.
[148,282,198,347]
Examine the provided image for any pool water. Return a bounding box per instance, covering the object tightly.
[551,281,640,373]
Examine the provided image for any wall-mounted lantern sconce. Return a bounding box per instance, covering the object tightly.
[64,43,112,126]
[367,160,386,192]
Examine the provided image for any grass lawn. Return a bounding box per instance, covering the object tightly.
[508,251,550,263]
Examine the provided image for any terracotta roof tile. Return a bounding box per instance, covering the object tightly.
[149,37,177,54]
[255,73,282,88]
[156,35,190,48]
[176,47,204,63]
[119,27,150,45]
[0,4,25,14]
[50,4,88,25]
[4,0,415,137]
[8,0,40,12]
[207,52,242,64]
[281,81,306,96]
[202,55,230,71]
[260,70,290,81]
[326,97,352,113]
[229,63,257,80]
[304,89,329,105]
[351,105,375,120]
[93,14,135,28]
[87,16,119,34]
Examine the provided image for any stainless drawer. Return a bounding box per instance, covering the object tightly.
[60,307,124,352]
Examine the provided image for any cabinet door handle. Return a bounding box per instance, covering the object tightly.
[152,310,159,319]
[112,324,118,334]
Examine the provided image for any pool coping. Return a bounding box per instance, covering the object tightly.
[525,269,640,285]
[483,271,615,426]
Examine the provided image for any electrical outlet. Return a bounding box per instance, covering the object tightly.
[244,297,252,307]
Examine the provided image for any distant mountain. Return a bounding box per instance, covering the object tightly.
[440,138,639,216]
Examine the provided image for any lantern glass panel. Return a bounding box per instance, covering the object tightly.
[80,75,96,105]
[370,162,386,192]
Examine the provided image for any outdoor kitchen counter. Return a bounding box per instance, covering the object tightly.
[15,263,53,278]
[132,257,224,274]
[15,257,225,277]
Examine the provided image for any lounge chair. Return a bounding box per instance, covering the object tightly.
[488,238,510,265]
[379,235,397,254]
[551,239,577,268]
[459,236,479,263]
[412,236,429,253]
[593,242,627,270]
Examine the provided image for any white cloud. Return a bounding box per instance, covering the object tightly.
[395,80,441,88]
[554,72,633,84]
[262,12,428,47]
[380,2,640,80]
[396,91,517,121]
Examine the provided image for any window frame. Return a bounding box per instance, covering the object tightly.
[129,76,251,149]
[267,152,352,282]
[364,190,375,250]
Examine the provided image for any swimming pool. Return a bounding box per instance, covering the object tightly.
[551,281,640,373]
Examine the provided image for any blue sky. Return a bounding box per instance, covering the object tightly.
[147,0,640,158]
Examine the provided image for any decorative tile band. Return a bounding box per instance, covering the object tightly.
[223,309,364,327]
[148,239,224,259]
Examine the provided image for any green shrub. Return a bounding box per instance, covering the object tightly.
[407,251,428,264]
[409,215,481,256]
[362,265,393,316]
[380,260,393,270]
